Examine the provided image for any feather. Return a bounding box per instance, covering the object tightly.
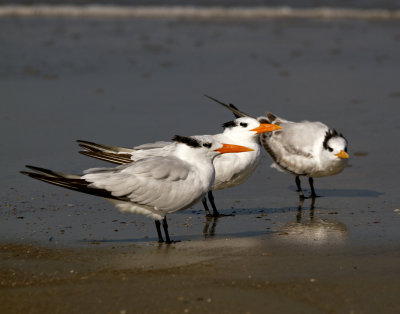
[79,150,133,165]
[204,94,254,119]
[77,140,134,154]
[20,168,129,201]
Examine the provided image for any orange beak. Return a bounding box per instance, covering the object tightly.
[335,150,349,159]
[250,123,282,134]
[215,144,254,154]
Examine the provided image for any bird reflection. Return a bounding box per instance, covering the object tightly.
[278,198,348,245]
[296,197,315,222]
[203,216,219,238]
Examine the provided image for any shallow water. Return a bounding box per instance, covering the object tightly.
[1,16,400,314]
[1,16,399,249]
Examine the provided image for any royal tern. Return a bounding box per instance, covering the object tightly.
[77,117,281,216]
[21,135,253,243]
[206,95,349,198]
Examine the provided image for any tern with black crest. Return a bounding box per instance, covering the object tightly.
[21,136,253,243]
[77,115,281,217]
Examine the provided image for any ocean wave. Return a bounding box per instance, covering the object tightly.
[0,5,400,19]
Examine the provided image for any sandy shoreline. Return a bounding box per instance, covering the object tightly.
[1,239,400,313]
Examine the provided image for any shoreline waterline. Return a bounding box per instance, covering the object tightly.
[1,5,400,20]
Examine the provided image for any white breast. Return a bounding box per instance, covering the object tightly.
[212,144,261,190]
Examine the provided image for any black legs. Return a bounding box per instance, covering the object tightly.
[154,216,172,244]
[202,197,212,217]
[155,220,164,243]
[207,191,220,217]
[309,177,318,198]
[162,217,171,244]
[295,176,319,198]
[201,191,220,217]
[295,176,305,198]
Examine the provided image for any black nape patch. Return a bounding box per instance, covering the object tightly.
[323,129,345,150]
[172,135,201,148]
[222,120,237,129]
[267,113,277,123]
[258,118,270,124]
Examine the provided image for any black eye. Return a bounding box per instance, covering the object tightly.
[240,122,248,127]
[327,147,333,152]
[203,143,212,148]
[344,147,348,152]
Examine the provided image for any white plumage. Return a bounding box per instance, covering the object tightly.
[208,97,350,198]
[21,135,253,243]
[77,116,281,216]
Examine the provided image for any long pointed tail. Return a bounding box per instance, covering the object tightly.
[20,165,127,201]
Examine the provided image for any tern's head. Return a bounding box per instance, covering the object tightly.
[322,129,349,160]
[172,135,253,160]
[222,117,281,141]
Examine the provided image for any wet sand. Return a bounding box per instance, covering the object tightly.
[1,14,400,313]
[1,240,400,313]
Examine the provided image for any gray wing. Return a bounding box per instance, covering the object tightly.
[83,156,200,212]
[133,141,172,150]
[260,121,329,174]
[22,157,197,212]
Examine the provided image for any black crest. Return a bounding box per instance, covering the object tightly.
[258,118,270,124]
[267,113,278,123]
[323,129,345,149]
[172,135,201,148]
[222,120,237,129]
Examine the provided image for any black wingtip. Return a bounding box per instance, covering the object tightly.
[204,95,241,118]
[228,104,241,119]
[20,170,46,180]
[20,168,130,202]
[76,139,93,145]
[25,165,47,173]
[229,103,239,110]
[203,94,254,119]
[76,140,100,151]
[24,165,57,177]
[203,94,227,106]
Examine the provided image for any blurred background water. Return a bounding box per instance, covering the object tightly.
[0,0,399,9]
[1,11,399,247]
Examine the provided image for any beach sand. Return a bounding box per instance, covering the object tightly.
[1,15,400,313]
